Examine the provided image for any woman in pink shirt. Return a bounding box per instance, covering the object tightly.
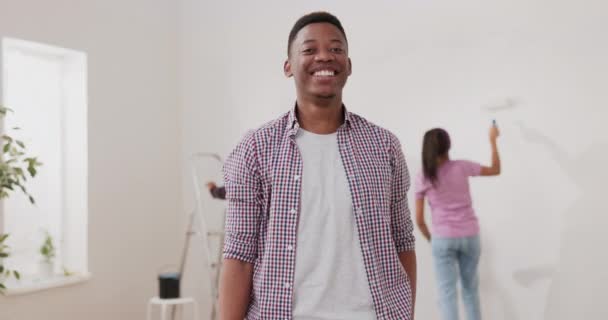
[415,125,500,320]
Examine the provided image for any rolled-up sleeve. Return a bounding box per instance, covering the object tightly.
[389,133,416,252]
[222,132,263,264]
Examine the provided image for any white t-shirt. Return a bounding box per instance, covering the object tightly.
[293,129,376,320]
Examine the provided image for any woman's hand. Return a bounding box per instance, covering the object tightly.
[489,125,500,143]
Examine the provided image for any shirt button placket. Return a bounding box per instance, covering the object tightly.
[355,205,363,217]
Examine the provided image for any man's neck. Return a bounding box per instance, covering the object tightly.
[295,98,344,134]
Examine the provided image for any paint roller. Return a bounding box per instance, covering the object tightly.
[481,97,519,128]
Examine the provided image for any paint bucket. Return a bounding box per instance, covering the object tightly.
[158,272,180,299]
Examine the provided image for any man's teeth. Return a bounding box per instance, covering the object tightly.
[314,70,335,76]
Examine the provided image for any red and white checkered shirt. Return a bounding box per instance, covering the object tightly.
[223,106,416,320]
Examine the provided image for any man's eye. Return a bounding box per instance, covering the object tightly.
[330,48,344,53]
[302,48,314,54]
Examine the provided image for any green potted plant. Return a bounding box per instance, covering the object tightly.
[0,234,20,291]
[0,105,42,293]
[39,231,56,277]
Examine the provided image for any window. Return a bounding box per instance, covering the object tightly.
[0,38,88,294]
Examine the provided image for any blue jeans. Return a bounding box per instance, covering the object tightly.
[432,235,481,320]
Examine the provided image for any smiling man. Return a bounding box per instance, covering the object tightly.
[218,12,417,320]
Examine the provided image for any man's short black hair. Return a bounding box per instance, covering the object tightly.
[287,11,347,56]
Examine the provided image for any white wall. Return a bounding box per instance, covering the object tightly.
[0,0,183,319]
[180,1,608,319]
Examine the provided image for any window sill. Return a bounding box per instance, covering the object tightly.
[4,272,91,296]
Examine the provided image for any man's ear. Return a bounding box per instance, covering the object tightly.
[347,57,353,76]
[284,59,293,77]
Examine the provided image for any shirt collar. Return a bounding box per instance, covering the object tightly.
[286,103,352,137]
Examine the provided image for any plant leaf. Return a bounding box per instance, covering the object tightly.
[27,166,37,177]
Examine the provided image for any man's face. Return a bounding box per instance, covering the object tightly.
[284,22,352,101]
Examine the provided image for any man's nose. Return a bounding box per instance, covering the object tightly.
[314,49,334,62]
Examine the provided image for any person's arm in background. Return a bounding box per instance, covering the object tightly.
[415,198,431,242]
[219,133,262,320]
[389,134,417,318]
[207,182,227,200]
[480,125,501,176]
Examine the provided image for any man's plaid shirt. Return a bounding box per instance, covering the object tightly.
[223,106,416,319]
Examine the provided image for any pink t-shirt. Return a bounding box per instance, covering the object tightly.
[415,160,481,238]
